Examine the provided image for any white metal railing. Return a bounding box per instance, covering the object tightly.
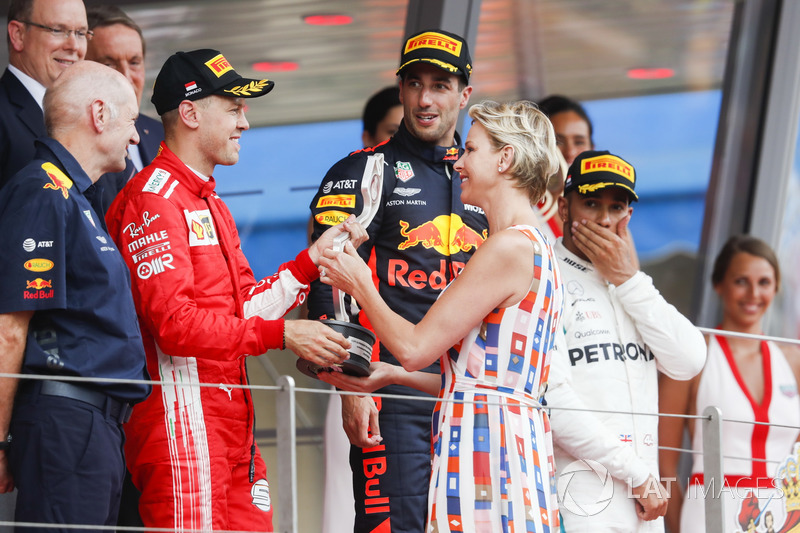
[1,328,798,532]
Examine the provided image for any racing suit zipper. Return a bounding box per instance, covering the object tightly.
[243,363,256,482]
[206,193,258,482]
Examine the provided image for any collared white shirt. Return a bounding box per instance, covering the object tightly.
[128,144,144,172]
[8,64,46,110]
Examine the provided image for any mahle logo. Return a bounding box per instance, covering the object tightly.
[557,459,614,516]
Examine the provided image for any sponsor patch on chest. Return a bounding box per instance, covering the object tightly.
[394,161,415,182]
[184,209,219,247]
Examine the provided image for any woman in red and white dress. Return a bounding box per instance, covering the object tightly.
[659,235,800,532]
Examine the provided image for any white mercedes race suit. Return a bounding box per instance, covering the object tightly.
[546,238,706,532]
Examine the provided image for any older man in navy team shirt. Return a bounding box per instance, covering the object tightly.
[0,61,150,529]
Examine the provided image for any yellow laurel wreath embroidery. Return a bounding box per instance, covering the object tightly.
[577,182,636,196]
[223,79,269,96]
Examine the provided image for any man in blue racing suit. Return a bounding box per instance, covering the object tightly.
[308,29,489,533]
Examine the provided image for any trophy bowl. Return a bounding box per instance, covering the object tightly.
[295,319,375,379]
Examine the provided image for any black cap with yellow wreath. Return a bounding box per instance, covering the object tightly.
[151,48,275,115]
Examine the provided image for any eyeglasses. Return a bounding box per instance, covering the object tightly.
[18,20,93,41]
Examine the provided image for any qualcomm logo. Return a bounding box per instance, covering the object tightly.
[556,459,614,516]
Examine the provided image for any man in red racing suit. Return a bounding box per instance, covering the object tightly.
[309,29,489,532]
[107,49,360,531]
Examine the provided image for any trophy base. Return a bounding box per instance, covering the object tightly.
[295,319,374,379]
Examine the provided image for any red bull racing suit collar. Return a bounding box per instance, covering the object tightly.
[389,121,463,166]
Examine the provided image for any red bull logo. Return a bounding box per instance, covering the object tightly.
[398,219,445,251]
[24,278,53,299]
[392,214,483,290]
[26,278,52,290]
[388,258,465,290]
[451,223,487,252]
[397,214,487,255]
[444,147,459,161]
[41,162,73,199]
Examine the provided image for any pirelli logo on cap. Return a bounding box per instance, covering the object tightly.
[205,54,233,78]
[404,31,462,57]
[580,154,634,184]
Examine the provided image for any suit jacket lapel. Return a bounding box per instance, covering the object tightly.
[135,115,164,165]
[2,71,46,138]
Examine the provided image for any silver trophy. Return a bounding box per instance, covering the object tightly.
[297,154,384,378]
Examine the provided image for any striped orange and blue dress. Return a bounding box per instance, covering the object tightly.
[427,225,563,533]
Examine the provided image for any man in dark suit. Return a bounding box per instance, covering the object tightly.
[0,0,89,189]
[86,5,164,212]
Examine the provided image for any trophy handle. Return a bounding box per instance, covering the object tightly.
[332,154,385,322]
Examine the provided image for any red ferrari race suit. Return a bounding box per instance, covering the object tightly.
[308,122,489,533]
[107,143,318,531]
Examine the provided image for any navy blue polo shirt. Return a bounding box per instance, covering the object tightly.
[0,138,150,403]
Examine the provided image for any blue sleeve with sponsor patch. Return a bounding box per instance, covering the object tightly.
[0,167,67,313]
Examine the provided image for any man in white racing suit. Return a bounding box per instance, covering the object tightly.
[546,150,706,532]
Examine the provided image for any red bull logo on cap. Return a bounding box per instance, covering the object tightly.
[41,162,73,199]
[205,54,233,77]
[397,214,486,255]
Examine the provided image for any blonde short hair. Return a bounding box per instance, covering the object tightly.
[468,100,559,203]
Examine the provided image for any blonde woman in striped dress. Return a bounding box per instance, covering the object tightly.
[320,100,564,533]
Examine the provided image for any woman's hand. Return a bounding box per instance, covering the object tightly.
[309,215,368,264]
[318,361,399,393]
[318,241,372,298]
